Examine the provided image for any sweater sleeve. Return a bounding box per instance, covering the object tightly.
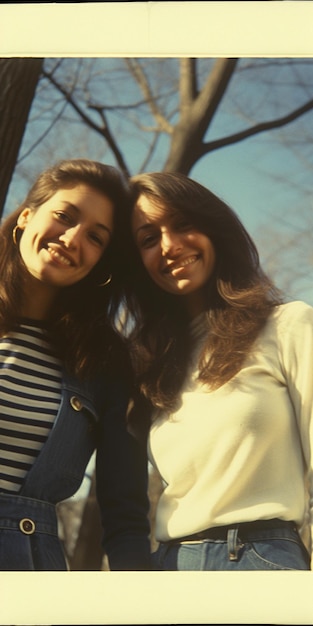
[95,374,152,570]
[278,301,313,566]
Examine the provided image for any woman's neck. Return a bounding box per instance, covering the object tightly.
[184,288,207,320]
[21,279,58,321]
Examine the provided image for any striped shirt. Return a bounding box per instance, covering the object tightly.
[0,320,62,494]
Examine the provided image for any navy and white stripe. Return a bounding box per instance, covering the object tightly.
[0,320,62,493]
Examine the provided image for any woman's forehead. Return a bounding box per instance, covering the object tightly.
[134,193,181,221]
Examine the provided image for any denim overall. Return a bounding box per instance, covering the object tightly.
[0,369,151,570]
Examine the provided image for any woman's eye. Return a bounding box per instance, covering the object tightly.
[89,233,105,247]
[139,234,158,248]
[54,210,73,224]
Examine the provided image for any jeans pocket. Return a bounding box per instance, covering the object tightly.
[242,538,310,570]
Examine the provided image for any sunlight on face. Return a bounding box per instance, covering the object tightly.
[132,194,215,316]
[18,184,114,295]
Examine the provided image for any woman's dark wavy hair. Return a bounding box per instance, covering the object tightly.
[0,159,132,379]
[125,171,284,418]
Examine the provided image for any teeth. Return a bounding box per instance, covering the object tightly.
[169,255,198,272]
[47,247,71,266]
[180,256,197,267]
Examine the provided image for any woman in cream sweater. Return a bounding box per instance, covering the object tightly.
[124,171,313,571]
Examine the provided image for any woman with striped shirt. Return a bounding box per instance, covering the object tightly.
[0,159,151,570]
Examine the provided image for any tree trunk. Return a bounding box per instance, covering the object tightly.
[0,58,43,218]
[164,58,238,174]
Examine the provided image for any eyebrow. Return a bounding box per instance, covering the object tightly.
[62,202,112,237]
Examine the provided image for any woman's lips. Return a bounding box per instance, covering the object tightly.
[46,245,73,267]
[163,254,199,276]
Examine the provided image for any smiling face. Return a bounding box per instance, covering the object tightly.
[132,194,216,316]
[17,184,114,292]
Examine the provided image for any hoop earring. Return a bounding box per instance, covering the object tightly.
[97,274,112,288]
[12,225,20,246]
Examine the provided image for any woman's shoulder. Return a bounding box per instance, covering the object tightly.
[273,299,313,321]
[269,300,313,336]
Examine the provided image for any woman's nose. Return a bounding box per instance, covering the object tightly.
[59,225,81,248]
[161,230,182,256]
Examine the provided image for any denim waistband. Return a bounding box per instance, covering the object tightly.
[166,518,298,545]
[0,493,58,536]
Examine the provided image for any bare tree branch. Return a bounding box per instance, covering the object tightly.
[200,96,313,156]
[41,67,130,174]
[124,59,173,134]
[40,58,313,178]
[18,99,68,163]
[138,132,161,173]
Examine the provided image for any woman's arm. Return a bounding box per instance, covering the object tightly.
[95,375,152,570]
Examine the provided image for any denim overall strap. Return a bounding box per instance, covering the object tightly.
[19,370,99,503]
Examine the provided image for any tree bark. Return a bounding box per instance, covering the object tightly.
[0,58,43,218]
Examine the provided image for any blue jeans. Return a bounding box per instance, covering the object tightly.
[152,523,310,571]
[0,493,68,570]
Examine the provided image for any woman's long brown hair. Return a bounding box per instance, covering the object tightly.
[0,159,132,380]
[124,171,283,422]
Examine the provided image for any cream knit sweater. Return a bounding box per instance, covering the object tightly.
[148,300,313,567]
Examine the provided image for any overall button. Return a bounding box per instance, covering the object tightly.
[70,396,83,411]
[19,518,36,535]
